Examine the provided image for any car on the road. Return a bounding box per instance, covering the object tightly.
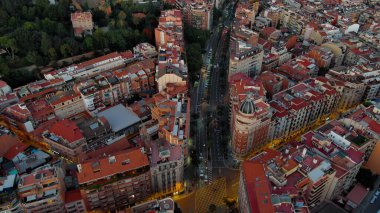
[371,195,378,204]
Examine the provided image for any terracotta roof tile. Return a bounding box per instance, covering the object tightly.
[49,119,84,143]
[77,148,149,184]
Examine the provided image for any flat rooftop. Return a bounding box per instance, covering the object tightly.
[97,104,141,132]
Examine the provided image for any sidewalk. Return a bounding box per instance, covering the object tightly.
[223,145,241,171]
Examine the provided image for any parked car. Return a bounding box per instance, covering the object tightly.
[370,196,378,204]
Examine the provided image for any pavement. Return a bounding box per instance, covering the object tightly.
[195,178,227,213]
[173,190,196,213]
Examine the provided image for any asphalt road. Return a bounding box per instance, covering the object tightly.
[208,1,236,170]
[189,0,237,186]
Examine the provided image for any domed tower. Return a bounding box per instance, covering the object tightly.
[231,93,271,160]
[239,93,256,115]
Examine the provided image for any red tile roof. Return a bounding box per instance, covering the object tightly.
[49,119,84,143]
[71,12,92,22]
[345,184,368,205]
[120,50,134,59]
[80,137,133,162]
[65,189,83,204]
[76,52,121,70]
[261,27,276,38]
[0,134,21,157]
[50,92,80,105]
[369,120,380,135]
[242,162,275,213]
[77,148,149,184]
[3,142,29,160]
[0,80,8,88]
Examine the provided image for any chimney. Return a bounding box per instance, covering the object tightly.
[302,148,307,157]
[108,156,116,164]
[313,159,318,164]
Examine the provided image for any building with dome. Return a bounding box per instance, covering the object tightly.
[229,73,271,160]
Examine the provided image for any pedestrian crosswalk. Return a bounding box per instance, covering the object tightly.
[207,163,213,183]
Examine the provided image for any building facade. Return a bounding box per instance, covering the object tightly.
[185,1,213,30]
[77,149,152,212]
[18,165,66,213]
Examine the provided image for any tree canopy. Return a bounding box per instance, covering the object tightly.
[0,0,161,87]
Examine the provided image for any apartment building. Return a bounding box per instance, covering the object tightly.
[269,77,340,141]
[276,56,318,82]
[234,1,256,28]
[307,46,334,69]
[76,74,129,113]
[147,139,184,194]
[185,1,213,30]
[77,148,151,212]
[321,42,348,67]
[155,9,188,93]
[133,42,158,59]
[155,10,184,51]
[71,12,94,37]
[270,45,292,67]
[247,146,336,209]
[257,71,289,98]
[0,175,22,213]
[342,105,380,159]
[46,51,136,79]
[341,104,380,174]
[301,122,365,198]
[326,66,366,111]
[261,6,281,28]
[129,197,175,213]
[239,159,309,213]
[151,91,190,147]
[43,119,86,162]
[229,73,271,159]
[229,30,263,78]
[156,66,187,92]
[231,94,271,159]
[65,190,87,213]
[2,103,35,133]
[47,91,85,119]
[279,9,307,35]
[18,165,66,213]
[76,117,113,151]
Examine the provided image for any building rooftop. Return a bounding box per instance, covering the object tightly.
[242,162,276,213]
[146,139,183,166]
[130,197,175,213]
[49,119,84,143]
[345,184,368,206]
[18,165,61,204]
[77,148,149,184]
[3,143,29,160]
[65,189,83,204]
[0,174,16,192]
[97,104,141,133]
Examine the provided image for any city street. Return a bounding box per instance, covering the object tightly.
[207,0,237,173]
[187,0,238,196]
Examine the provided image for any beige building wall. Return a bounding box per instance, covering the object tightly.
[365,142,380,174]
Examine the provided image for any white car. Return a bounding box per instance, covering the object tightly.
[371,196,378,204]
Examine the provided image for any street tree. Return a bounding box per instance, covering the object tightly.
[0,36,17,59]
